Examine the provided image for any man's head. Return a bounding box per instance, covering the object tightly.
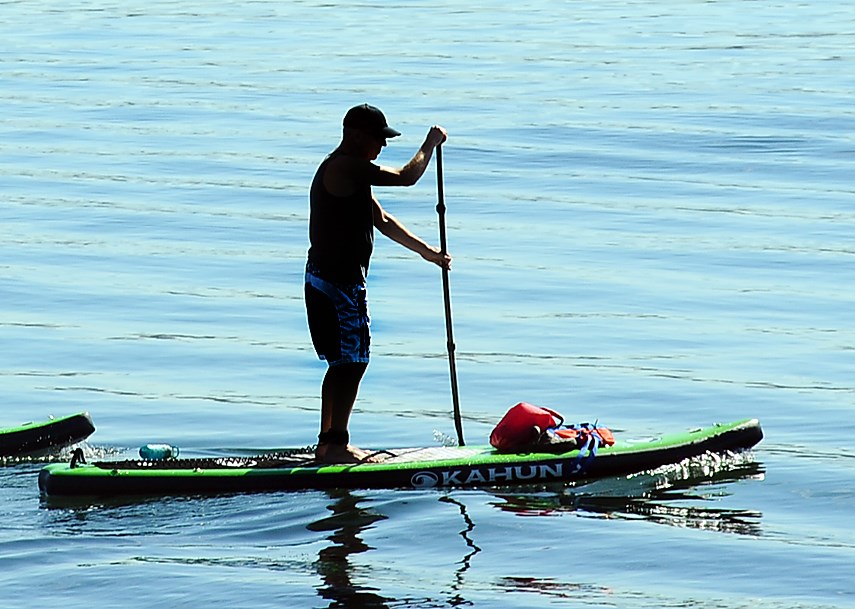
[343,104,401,140]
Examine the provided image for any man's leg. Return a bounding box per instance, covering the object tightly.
[316,362,370,462]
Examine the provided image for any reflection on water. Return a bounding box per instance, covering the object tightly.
[305,454,764,609]
[309,490,392,609]
[310,492,485,609]
[495,576,614,601]
[438,495,481,607]
[488,451,765,536]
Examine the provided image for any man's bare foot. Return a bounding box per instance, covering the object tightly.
[315,443,377,464]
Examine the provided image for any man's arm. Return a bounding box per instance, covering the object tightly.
[373,197,451,269]
[373,126,447,187]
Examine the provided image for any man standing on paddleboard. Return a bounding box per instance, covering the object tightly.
[305,104,450,463]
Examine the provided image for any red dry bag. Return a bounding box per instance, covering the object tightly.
[489,402,564,452]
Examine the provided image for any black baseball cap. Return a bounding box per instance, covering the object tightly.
[343,104,401,139]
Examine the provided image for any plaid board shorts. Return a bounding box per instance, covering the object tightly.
[304,265,370,366]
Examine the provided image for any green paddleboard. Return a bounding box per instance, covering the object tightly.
[39,418,762,498]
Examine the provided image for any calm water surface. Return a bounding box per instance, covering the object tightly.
[2,1,854,608]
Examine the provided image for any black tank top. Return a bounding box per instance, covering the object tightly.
[307,151,380,285]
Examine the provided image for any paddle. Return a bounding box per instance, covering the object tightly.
[436,144,465,446]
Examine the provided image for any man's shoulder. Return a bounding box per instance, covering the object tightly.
[314,152,380,199]
[327,152,379,177]
[324,154,380,194]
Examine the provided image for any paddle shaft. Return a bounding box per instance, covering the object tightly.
[435,145,465,446]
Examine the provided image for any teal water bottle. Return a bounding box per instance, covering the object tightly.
[139,443,180,460]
